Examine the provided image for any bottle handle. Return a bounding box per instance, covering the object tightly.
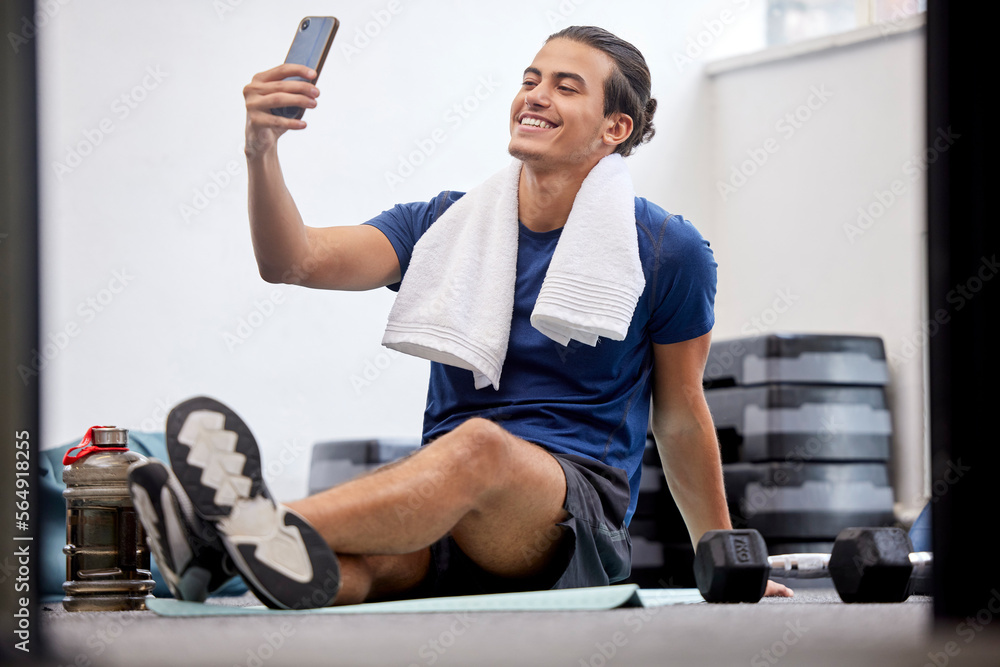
[63,425,128,465]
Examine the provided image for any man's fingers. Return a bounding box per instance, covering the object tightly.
[268,80,320,97]
[242,65,320,156]
[764,580,794,598]
[253,63,317,83]
[244,80,318,102]
[248,91,317,112]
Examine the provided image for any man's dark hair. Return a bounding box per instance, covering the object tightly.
[546,26,657,157]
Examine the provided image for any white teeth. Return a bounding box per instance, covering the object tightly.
[520,117,554,129]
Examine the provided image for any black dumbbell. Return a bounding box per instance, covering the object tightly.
[694,527,933,603]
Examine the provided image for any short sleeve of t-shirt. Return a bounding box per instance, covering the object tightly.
[362,191,462,292]
[640,206,718,345]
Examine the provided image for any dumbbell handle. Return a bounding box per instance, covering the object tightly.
[767,551,933,580]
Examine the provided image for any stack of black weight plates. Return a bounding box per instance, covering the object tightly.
[704,333,896,558]
[627,333,897,588]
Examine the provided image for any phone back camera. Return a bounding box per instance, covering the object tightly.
[301,18,310,31]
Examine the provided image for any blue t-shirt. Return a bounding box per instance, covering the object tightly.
[364,191,717,524]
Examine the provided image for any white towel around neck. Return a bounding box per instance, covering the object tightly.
[381,153,645,390]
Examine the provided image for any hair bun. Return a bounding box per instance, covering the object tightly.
[641,97,657,144]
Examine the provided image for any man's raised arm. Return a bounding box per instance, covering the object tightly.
[243,63,400,291]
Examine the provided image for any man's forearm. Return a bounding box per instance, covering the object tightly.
[246,147,311,284]
[653,416,731,548]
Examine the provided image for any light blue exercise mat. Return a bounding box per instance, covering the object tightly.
[147,585,705,616]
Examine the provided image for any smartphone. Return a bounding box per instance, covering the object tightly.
[270,16,339,119]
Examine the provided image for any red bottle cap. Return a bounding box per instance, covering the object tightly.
[63,426,129,465]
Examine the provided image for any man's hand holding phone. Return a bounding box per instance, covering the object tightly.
[243,64,319,159]
[244,16,338,159]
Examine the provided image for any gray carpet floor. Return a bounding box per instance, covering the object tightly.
[39,588,1000,666]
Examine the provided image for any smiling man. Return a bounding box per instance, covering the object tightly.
[129,26,792,608]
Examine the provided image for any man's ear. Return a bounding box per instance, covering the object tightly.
[603,113,634,148]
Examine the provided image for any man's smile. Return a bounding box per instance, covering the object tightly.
[516,113,559,130]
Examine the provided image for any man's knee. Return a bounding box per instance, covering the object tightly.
[447,417,511,486]
[455,417,506,446]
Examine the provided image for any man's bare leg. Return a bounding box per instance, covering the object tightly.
[286,418,570,600]
[332,551,432,606]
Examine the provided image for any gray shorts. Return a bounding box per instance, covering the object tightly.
[413,451,632,597]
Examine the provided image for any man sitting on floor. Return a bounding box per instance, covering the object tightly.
[128,25,791,608]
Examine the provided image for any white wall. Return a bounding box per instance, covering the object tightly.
[36,0,927,509]
[708,26,927,512]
